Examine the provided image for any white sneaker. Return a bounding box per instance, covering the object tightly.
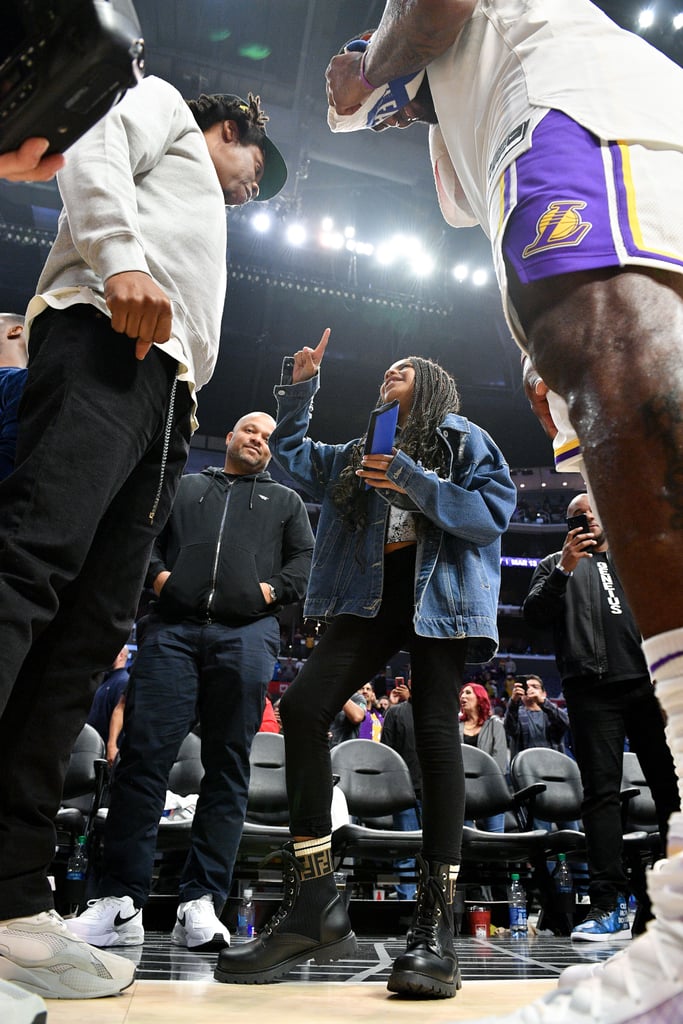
[449,855,683,1023]
[0,909,135,999]
[0,979,47,1024]
[171,895,230,951]
[67,896,143,947]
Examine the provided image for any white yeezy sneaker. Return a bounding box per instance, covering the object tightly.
[449,855,683,1023]
[67,896,143,947]
[171,895,231,951]
[0,979,47,1024]
[0,909,135,999]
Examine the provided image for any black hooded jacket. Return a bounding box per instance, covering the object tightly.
[146,467,314,626]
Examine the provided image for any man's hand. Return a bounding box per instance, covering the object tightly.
[0,138,65,182]
[152,570,171,596]
[559,526,596,574]
[511,681,526,703]
[104,271,173,360]
[522,355,557,441]
[292,328,330,383]
[260,582,276,605]
[357,450,406,493]
[325,52,368,116]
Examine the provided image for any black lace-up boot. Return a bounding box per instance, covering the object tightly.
[387,855,462,998]
[214,842,357,984]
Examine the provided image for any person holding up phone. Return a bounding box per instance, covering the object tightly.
[214,330,516,998]
[523,493,679,940]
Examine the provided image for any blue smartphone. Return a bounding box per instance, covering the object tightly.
[361,399,399,489]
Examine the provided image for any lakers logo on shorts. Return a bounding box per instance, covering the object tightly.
[522,200,593,259]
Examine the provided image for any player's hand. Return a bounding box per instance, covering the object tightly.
[325,52,369,116]
[104,271,173,360]
[292,328,330,383]
[0,138,65,182]
[357,450,406,492]
[522,355,557,441]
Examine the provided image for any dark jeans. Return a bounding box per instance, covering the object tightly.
[280,546,467,865]
[564,675,680,908]
[100,615,280,909]
[0,306,191,919]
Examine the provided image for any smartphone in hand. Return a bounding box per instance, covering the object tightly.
[361,399,399,489]
[567,512,590,533]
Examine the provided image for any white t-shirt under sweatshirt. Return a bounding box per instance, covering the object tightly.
[27,76,227,422]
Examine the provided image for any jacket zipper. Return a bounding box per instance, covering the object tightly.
[206,482,233,620]
[148,375,178,525]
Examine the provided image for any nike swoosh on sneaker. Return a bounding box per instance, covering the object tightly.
[177,913,186,927]
[114,910,141,927]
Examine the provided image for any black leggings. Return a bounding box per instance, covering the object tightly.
[279,546,466,864]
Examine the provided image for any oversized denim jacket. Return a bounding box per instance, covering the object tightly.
[271,374,516,663]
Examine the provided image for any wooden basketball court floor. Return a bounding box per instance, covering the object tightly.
[43,931,621,1023]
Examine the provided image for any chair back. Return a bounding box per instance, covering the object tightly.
[246,731,289,824]
[168,731,203,796]
[62,723,106,803]
[511,747,583,826]
[461,744,514,821]
[621,750,658,833]
[331,739,416,821]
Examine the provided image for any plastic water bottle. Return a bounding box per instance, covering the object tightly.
[237,888,255,938]
[554,853,574,916]
[508,873,528,936]
[66,835,88,882]
[65,834,88,909]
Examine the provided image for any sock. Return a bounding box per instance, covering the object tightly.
[292,836,333,879]
[643,628,683,853]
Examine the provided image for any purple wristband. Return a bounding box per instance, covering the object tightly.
[359,51,375,92]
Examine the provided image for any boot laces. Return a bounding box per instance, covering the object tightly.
[260,847,300,937]
[411,874,447,947]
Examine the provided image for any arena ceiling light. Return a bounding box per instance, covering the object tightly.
[251,211,272,233]
[285,223,307,247]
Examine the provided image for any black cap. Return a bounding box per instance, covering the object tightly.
[189,92,287,201]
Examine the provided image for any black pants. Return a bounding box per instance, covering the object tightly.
[564,675,680,907]
[0,306,191,918]
[280,546,467,865]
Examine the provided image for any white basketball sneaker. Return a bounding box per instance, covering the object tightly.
[171,895,231,951]
[67,896,143,947]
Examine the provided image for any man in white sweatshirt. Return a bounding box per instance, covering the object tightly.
[326,2,683,1022]
[0,75,286,1001]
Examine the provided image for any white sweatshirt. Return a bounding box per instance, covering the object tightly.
[28,76,227,402]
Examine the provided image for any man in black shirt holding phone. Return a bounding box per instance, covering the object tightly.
[523,493,679,940]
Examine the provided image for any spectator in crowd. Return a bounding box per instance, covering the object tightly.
[86,646,130,750]
[0,79,287,999]
[329,692,366,747]
[459,683,507,832]
[357,682,384,741]
[259,696,280,734]
[214,332,515,997]
[504,674,572,760]
[524,494,680,940]
[0,313,28,481]
[382,685,421,899]
[70,412,313,952]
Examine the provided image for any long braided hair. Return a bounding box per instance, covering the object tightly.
[331,356,461,532]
